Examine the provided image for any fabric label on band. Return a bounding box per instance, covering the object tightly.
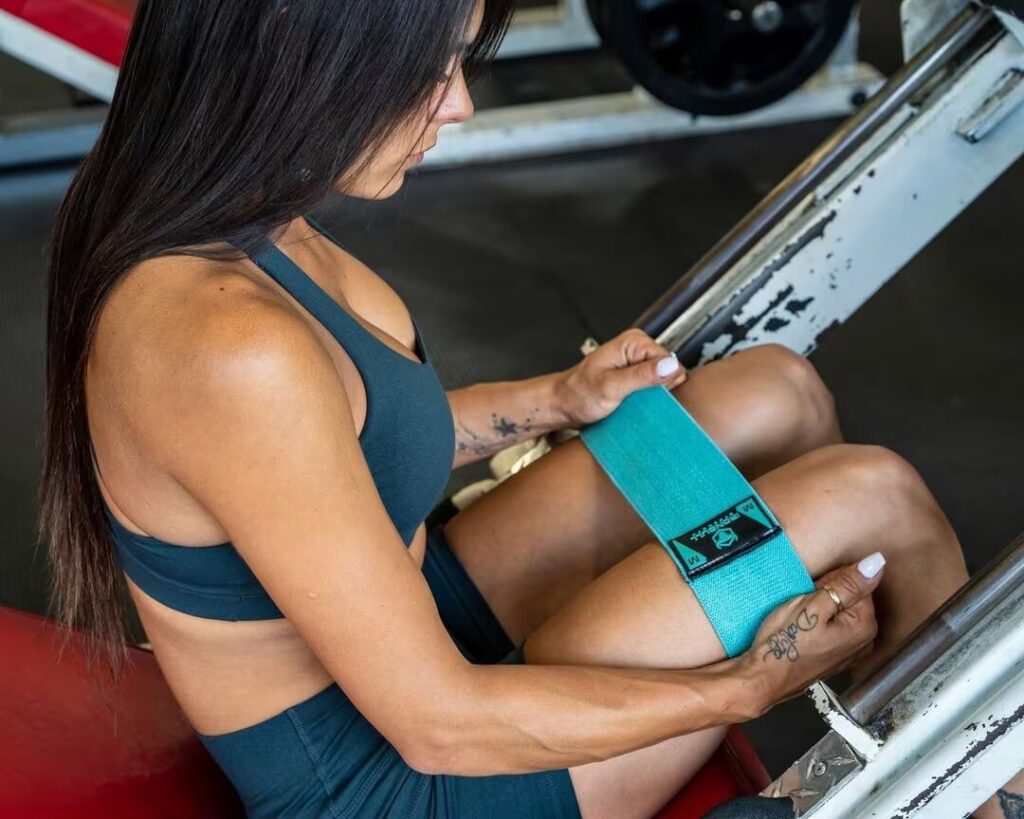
[580,385,814,656]
[669,496,780,578]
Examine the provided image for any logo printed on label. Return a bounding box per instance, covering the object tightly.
[667,496,779,578]
[712,527,739,549]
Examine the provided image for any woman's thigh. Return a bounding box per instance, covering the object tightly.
[444,345,840,647]
[521,444,908,669]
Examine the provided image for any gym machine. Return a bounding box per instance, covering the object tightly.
[636,0,1024,369]
[0,0,879,169]
[426,0,882,166]
[629,0,1024,813]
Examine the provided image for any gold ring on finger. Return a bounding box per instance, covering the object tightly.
[823,583,845,614]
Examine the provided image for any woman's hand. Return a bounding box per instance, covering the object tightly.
[555,329,689,427]
[739,554,886,713]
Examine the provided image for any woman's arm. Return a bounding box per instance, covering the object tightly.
[448,329,689,468]
[447,374,566,467]
[148,298,877,776]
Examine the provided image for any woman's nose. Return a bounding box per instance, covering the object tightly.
[435,71,475,126]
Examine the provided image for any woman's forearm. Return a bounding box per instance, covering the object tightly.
[405,562,884,777]
[447,374,569,468]
[445,329,689,469]
[406,658,768,776]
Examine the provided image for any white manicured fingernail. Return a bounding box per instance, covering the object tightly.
[858,552,886,579]
[656,354,680,378]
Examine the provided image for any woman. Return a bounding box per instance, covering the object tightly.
[40,1,970,817]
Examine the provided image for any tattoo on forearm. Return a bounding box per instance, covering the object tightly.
[491,415,522,437]
[490,411,535,438]
[455,421,492,457]
[454,408,540,459]
[762,608,820,663]
[998,789,1024,818]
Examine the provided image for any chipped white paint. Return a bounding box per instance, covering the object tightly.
[807,682,881,762]
[663,21,1024,363]
[775,582,1024,817]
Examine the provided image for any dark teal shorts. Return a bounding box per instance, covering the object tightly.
[199,525,582,819]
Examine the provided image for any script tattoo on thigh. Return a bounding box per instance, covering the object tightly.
[998,789,1024,818]
[762,608,819,663]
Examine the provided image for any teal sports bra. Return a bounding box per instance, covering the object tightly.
[102,215,456,620]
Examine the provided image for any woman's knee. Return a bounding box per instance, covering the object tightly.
[811,443,957,560]
[678,345,839,452]
[750,344,837,437]
[832,443,929,504]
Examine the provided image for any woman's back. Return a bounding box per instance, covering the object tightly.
[85,217,453,735]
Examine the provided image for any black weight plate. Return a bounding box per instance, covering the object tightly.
[587,0,858,116]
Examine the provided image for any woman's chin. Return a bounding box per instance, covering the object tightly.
[341,171,407,201]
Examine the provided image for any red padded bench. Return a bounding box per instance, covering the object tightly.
[659,726,771,819]
[0,605,768,818]
[0,0,135,67]
[0,606,242,818]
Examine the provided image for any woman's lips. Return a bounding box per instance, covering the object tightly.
[409,142,436,165]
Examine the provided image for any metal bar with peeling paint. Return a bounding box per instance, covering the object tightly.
[844,531,1024,723]
[768,536,1024,816]
[671,9,1021,365]
[633,2,992,342]
[635,3,1024,368]
[628,2,1024,812]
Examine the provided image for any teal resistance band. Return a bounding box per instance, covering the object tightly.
[580,386,813,657]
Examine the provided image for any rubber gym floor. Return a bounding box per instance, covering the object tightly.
[1,4,1020,777]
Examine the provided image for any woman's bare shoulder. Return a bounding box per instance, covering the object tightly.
[97,253,302,358]
[91,253,328,422]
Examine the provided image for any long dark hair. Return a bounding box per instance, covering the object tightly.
[39,0,513,669]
